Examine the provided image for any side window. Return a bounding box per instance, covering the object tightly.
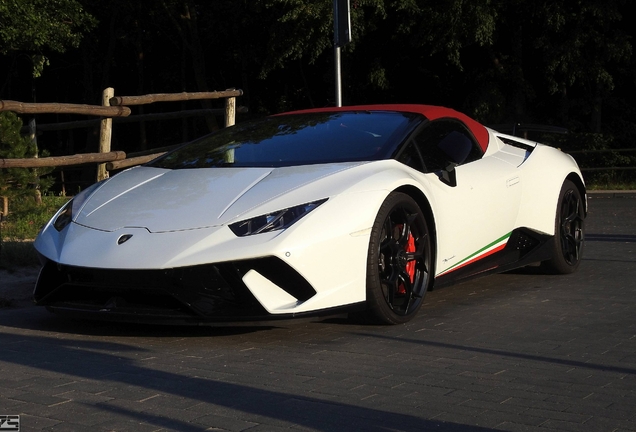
[396,141,425,172]
[412,120,482,172]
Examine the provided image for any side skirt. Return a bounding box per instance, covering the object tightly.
[433,228,554,289]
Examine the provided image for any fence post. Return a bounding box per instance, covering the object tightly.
[225,96,236,127]
[97,87,114,182]
[29,118,43,204]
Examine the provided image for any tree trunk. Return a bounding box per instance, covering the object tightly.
[1,196,8,217]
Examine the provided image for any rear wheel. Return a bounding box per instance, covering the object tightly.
[542,179,585,274]
[366,192,432,324]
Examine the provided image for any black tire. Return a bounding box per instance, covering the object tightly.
[366,192,433,324]
[542,179,585,274]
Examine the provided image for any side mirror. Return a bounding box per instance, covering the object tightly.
[438,162,458,187]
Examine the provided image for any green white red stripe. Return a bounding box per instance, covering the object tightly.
[437,232,512,277]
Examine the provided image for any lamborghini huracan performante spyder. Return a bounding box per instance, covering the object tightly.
[33,105,586,324]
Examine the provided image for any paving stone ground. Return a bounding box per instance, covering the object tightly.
[0,192,635,432]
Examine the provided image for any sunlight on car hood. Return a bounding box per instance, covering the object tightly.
[73,164,364,232]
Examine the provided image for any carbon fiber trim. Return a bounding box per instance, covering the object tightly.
[433,228,553,289]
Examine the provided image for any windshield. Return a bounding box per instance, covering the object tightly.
[149,111,422,169]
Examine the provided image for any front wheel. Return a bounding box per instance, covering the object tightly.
[366,192,433,324]
[542,179,585,274]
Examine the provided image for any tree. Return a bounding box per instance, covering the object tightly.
[0,0,93,210]
[442,0,632,130]
[250,0,500,108]
[531,0,631,132]
[0,0,97,78]
[3,0,631,158]
[0,112,53,215]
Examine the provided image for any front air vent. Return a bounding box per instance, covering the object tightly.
[511,230,540,256]
[236,257,317,301]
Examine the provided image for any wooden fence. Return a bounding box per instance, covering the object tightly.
[0,87,243,216]
[0,87,243,180]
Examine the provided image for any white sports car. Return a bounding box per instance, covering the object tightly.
[33,104,586,324]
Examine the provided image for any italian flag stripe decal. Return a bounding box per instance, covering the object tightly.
[437,232,512,277]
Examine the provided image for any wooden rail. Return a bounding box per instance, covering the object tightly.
[0,88,243,216]
[0,100,131,117]
[107,153,166,171]
[28,107,248,132]
[1,88,242,178]
[0,151,126,169]
[109,89,242,106]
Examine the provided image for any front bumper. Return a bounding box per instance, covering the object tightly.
[33,256,360,324]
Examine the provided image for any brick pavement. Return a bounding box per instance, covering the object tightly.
[0,193,635,431]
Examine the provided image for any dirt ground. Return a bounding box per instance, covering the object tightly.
[0,266,40,308]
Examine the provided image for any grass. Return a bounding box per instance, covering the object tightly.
[0,194,69,270]
[586,181,636,191]
[584,170,636,191]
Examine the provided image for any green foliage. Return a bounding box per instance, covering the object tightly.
[0,0,97,76]
[0,0,97,53]
[552,131,636,187]
[257,0,340,77]
[465,0,632,128]
[389,0,497,69]
[0,194,68,268]
[1,0,633,164]
[0,112,54,206]
[258,0,499,77]
[586,175,636,191]
[0,194,68,240]
[533,1,631,96]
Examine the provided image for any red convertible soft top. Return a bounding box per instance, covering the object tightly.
[280,104,490,153]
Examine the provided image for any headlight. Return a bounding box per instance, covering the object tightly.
[52,181,105,232]
[229,199,327,237]
[53,200,73,231]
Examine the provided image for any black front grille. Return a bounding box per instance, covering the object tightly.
[34,256,316,320]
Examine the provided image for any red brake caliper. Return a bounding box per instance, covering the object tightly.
[405,232,416,284]
[398,230,416,295]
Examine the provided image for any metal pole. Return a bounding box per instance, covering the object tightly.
[334,46,342,107]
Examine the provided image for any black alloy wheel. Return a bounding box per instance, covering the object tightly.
[542,179,585,274]
[366,192,432,324]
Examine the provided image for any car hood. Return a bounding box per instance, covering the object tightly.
[74,163,367,232]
